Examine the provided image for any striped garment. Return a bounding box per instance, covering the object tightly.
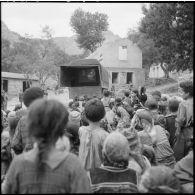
[90,165,138,193]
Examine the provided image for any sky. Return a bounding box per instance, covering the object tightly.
[1,2,146,38]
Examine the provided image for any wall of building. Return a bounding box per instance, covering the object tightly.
[149,64,165,78]
[88,38,142,69]
[106,67,145,93]
[2,78,39,96]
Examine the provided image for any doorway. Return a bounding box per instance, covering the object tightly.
[126,72,133,84]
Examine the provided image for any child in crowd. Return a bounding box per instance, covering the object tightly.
[90,132,138,193]
[101,89,111,113]
[79,98,109,171]
[123,90,131,106]
[113,97,130,129]
[138,86,147,106]
[174,80,193,161]
[133,109,175,168]
[165,98,179,148]
[145,98,166,129]
[2,99,91,193]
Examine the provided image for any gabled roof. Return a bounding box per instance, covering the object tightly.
[2,72,38,81]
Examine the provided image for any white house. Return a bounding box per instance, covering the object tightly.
[86,36,145,93]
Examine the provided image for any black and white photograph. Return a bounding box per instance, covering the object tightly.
[1,1,193,193]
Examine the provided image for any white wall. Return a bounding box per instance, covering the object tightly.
[149,64,165,78]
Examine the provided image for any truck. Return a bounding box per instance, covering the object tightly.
[60,59,109,99]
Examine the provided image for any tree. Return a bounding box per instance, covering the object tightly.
[70,8,109,53]
[139,3,193,78]
[128,29,159,78]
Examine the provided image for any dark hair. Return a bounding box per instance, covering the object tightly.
[73,101,79,108]
[68,101,74,108]
[158,102,167,115]
[179,80,193,97]
[27,99,69,176]
[84,98,105,122]
[74,96,79,102]
[145,99,158,110]
[124,91,130,97]
[139,94,147,105]
[132,89,139,96]
[13,104,22,112]
[103,89,110,97]
[23,87,44,107]
[168,99,179,113]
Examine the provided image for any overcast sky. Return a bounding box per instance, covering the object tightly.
[2,2,146,38]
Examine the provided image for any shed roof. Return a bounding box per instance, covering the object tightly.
[2,72,38,81]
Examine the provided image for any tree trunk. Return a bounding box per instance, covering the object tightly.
[160,62,169,78]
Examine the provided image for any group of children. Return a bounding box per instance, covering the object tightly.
[1,80,193,193]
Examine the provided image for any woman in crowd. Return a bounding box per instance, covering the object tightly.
[138,165,182,193]
[90,132,138,193]
[2,99,91,193]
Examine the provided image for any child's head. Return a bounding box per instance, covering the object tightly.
[68,101,74,109]
[23,87,44,107]
[179,80,193,99]
[158,102,167,115]
[27,99,69,145]
[145,99,158,111]
[103,89,110,97]
[131,89,139,97]
[73,96,79,102]
[84,98,105,122]
[124,91,130,97]
[151,91,161,102]
[168,98,179,113]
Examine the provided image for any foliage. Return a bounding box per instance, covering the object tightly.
[1,26,72,89]
[139,3,194,77]
[70,8,109,53]
[128,29,159,71]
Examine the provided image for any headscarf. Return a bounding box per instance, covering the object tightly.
[102,132,130,168]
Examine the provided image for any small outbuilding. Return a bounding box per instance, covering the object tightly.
[1,72,39,96]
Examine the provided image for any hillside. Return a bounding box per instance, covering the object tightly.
[2,21,21,45]
[2,21,121,56]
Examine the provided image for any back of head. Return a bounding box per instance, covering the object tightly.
[139,165,181,193]
[23,87,44,107]
[84,98,105,122]
[27,99,69,143]
[145,98,158,110]
[124,90,130,97]
[135,109,153,125]
[151,91,161,102]
[103,132,130,167]
[168,98,180,113]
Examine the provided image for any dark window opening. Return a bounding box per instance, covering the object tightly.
[23,81,30,92]
[3,80,8,92]
[112,72,119,84]
[126,72,133,84]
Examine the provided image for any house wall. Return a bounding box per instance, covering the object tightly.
[88,38,142,69]
[106,67,145,93]
[149,64,165,78]
[2,78,39,96]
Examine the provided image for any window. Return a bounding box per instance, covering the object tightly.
[3,80,8,92]
[112,72,119,84]
[119,46,127,60]
[126,72,133,84]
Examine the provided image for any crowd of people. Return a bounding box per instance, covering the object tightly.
[1,80,193,193]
